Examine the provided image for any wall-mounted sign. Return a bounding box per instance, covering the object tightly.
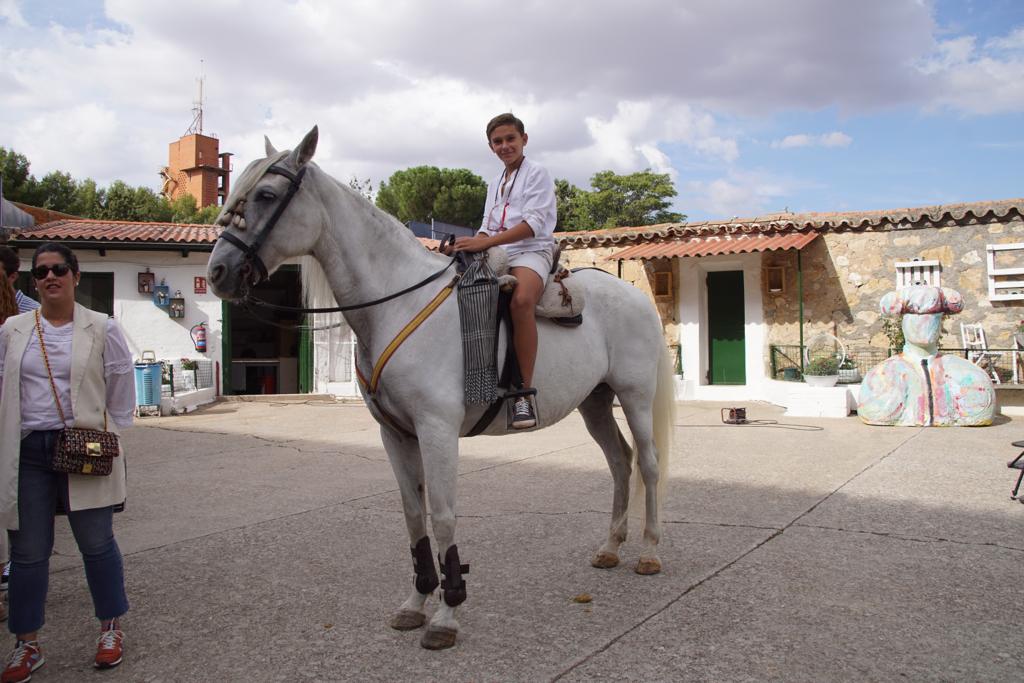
[194,276,207,294]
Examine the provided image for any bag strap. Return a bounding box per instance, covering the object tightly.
[34,310,108,431]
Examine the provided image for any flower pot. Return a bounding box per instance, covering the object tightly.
[837,368,862,384]
[804,374,839,388]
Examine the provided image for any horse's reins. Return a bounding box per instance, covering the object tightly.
[215,164,465,437]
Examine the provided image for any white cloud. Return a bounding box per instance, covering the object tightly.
[772,132,853,149]
[917,28,1024,114]
[0,0,26,27]
[684,170,811,219]
[0,0,1018,203]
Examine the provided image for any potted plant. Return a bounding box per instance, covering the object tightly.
[882,316,905,354]
[1014,321,1024,349]
[803,356,840,387]
[837,355,861,384]
[180,358,198,392]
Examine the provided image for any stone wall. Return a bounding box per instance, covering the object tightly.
[765,215,1024,351]
[560,245,680,346]
[560,209,1024,379]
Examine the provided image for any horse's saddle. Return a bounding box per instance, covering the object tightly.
[482,246,584,326]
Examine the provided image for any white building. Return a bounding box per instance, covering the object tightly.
[7,219,362,406]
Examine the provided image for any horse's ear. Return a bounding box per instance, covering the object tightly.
[265,135,278,157]
[290,125,319,167]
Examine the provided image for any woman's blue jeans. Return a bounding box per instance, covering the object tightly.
[7,431,128,635]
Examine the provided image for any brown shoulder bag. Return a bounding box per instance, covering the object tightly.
[34,310,120,476]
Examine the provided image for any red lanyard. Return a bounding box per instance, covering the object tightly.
[490,162,523,232]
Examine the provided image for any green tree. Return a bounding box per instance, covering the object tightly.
[169,194,200,223]
[0,148,33,202]
[587,169,684,229]
[35,171,78,213]
[193,203,221,224]
[72,179,105,218]
[376,166,486,227]
[101,181,172,222]
[554,178,592,232]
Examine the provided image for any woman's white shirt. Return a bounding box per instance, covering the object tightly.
[480,157,557,257]
[0,316,135,432]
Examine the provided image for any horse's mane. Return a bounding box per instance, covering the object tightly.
[215,151,290,227]
[300,169,441,312]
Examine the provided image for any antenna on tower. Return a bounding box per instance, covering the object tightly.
[186,60,205,136]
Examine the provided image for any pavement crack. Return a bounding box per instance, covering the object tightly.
[791,522,1024,553]
[554,428,928,680]
[551,527,784,681]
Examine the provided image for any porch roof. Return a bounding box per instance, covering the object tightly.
[609,231,819,260]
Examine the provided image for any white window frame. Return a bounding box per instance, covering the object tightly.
[895,258,941,288]
[986,242,1024,302]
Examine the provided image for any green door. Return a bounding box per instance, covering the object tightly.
[221,300,232,395]
[707,271,745,384]
[298,316,312,394]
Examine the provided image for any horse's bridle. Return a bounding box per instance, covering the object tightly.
[217,163,308,287]
[216,161,459,315]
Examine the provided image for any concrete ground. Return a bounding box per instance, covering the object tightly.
[24,399,1024,681]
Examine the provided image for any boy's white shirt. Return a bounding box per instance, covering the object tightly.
[480,157,557,257]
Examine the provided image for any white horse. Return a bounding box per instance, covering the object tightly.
[207,126,675,650]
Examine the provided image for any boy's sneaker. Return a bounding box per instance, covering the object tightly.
[2,641,44,683]
[512,396,536,429]
[94,628,123,670]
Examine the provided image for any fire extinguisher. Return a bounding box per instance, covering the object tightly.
[190,322,207,353]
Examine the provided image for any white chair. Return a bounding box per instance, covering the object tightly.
[960,322,1002,383]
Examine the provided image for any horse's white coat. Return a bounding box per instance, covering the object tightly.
[207,127,675,648]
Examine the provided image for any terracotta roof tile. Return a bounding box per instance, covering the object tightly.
[13,219,221,245]
[557,197,1024,248]
[611,231,819,259]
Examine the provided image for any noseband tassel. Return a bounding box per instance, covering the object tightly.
[216,163,307,288]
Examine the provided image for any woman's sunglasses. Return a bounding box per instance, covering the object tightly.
[31,263,72,279]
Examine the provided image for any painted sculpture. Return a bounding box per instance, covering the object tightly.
[858,285,995,427]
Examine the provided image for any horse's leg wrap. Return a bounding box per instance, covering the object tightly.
[411,536,440,595]
[438,544,470,607]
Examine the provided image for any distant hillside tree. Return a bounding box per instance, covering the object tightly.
[376,166,486,227]
[554,169,685,231]
[101,181,173,222]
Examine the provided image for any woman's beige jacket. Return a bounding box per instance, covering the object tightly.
[0,304,127,530]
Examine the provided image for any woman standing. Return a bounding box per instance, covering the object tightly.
[0,272,18,623]
[0,243,135,681]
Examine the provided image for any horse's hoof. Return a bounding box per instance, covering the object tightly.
[420,625,458,650]
[389,610,426,631]
[635,557,662,575]
[591,551,620,569]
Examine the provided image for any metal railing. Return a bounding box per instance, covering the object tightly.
[161,359,216,397]
[770,344,1023,384]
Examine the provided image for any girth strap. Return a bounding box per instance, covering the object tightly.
[355,275,461,437]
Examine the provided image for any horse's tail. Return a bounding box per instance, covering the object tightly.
[651,345,676,506]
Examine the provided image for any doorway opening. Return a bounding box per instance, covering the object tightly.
[222,266,311,395]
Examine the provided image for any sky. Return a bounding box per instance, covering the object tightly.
[0,0,1022,222]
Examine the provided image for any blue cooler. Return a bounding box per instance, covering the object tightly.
[134,351,162,407]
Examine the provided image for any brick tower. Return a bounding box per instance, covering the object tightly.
[160,76,232,208]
